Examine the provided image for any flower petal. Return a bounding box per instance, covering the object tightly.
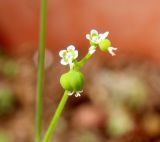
[68,91,74,96]
[75,92,81,97]
[67,45,75,51]
[59,50,66,57]
[108,47,117,56]
[91,29,98,36]
[89,46,96,55]
[74,50,78,59]
[75,90,83,97]
[100,32,109,40]
[60,59,68,65]
[86,34,91,40]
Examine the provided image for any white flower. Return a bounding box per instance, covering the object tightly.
[86,29,109,45]
[108,47,118,56]
[89,46,96,55]
[59,45,78,67]
[68,90,83,97]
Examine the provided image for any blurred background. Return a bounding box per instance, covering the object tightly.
[0,0,160,142]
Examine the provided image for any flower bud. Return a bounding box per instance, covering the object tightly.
[98,39,111,52]
[60,70,84,91]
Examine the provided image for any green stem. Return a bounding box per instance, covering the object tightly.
[42,50,93,142]
[77,53,92,68]
[42,91,69,142]
[35,0,47,142]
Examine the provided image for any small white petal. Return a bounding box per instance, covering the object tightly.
[75,90,83,97]
[75,92,81,97]
[100,32,109,40]
[89,50,96,55]
[108,47,117,56]
[86,34,91,40]
[68,91,74,96]
[74,50,78,59]
[104,31,109,37]
[59,50,66,57]
[91,29,98,36]
[67,45,75,51]
[60,59,68,65]
[89,46,96,55]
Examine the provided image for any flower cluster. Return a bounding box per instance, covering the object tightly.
[86,29,117,56]
[86,29,109,45]
[59,29,118,97]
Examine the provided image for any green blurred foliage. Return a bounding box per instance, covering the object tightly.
[1,61,18,78]
[0,88,16,116]
[76,131,98,142]
[0,132,10,142]
[107,108,134,137]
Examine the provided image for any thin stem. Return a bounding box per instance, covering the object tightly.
[42,49,93,142]
[77,52,92,69]
[42,91,69,142]
[35,0,47,142]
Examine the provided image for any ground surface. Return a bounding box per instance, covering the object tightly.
[0,53,160,142]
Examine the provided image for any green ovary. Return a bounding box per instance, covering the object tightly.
[99,39,111,52]
[60,70,84,92]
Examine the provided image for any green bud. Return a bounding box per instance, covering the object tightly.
[60,70,84,91]
[99,39,111,52]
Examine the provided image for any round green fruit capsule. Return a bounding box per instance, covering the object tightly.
[60,70,84,91]
[99,39,111,52]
